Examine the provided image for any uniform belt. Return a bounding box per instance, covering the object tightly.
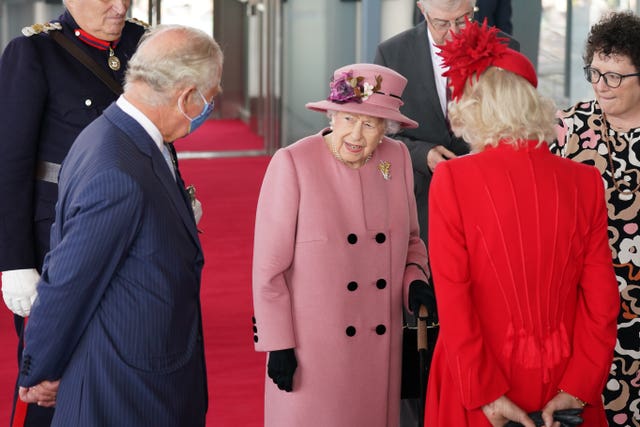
[36,161,61,184]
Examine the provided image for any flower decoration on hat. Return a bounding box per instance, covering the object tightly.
[437,18,510,101]
[328,71,383,104]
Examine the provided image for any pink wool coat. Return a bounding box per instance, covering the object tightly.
[252,130,428,427]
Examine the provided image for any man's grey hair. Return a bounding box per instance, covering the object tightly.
[419,0,476,13]
[124,25,224,105]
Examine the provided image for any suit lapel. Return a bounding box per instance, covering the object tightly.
[151,145,201,248]
[165,143,203,248]
[103,105,201,249]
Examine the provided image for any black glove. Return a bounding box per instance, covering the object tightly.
[408,280,438,324]
[267,348,297,392]
[504,408,584,427]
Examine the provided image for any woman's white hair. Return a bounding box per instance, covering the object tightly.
[448,67,557,151]
[124,25,224,106]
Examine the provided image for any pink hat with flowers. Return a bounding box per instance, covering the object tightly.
[438,19,537,101]
[306,63,418,129]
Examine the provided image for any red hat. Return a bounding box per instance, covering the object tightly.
[306,63,418,129]
[438,19,537,101]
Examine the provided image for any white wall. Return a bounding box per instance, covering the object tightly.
[381,0,414,40]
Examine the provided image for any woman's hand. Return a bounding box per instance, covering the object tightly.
[482,395,536,427]
[541,391,585,427]
[267,348,297,392]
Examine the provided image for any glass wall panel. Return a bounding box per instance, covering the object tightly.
[538,0,639,107]
[131,0,213,35]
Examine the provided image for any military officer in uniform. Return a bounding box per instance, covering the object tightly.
[0,0,147,425]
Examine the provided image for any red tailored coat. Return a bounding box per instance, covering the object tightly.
[252,130,428,427]
[426,141,619,426]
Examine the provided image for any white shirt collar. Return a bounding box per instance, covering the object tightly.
[116,96,164,152]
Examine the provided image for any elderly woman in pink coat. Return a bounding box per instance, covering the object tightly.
[251,63,435,427]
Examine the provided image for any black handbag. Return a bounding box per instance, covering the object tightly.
[504,409,584,427]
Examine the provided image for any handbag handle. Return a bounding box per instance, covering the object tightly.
[417,305,429,351]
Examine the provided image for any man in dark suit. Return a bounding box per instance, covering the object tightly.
[0,1,147,425]
[476,0,513,34]
[375,0,518,244]
[16,25,223,426]
[375,1,518,425]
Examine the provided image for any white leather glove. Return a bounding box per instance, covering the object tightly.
[1,268,40,317]
[192,197,203,225]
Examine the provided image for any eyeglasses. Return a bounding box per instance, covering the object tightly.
[583,66,640,88]
[426,10,475,32]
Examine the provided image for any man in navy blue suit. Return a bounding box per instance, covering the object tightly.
[0,1,147,425]
[475,0,513,34]
[16,25,223,426]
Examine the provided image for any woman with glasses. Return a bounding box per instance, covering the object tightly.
[553,10,640,427]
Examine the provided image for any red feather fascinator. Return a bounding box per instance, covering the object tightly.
[438,19,537,101]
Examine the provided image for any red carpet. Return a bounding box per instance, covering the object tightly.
[0,311,17,424]
[186,156,269,426]
[0,121,271,426]
[174,119,264,152]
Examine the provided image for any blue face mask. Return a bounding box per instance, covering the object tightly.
[180,90,215,134]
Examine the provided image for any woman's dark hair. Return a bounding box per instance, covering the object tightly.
[584,10,640,71]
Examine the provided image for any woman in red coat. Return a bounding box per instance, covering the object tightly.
[425,21,619,427]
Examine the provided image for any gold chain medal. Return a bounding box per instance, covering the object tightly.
[108,47,121,71]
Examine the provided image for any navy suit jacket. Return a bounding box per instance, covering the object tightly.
[19,104,207,426]
[476,0,513,35]
[374,22,519,242]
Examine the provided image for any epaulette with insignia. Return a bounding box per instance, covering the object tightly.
[21,22,62,37]
[126,17,150,29]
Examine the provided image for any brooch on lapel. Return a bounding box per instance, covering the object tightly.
[378,160,391,180]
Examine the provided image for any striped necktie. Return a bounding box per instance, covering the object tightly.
[161,143,176,180]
